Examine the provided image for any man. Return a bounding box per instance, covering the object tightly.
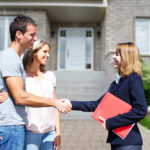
[0,15,70,150]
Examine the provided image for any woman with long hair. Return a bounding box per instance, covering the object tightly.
[70,42,147,150]
[23,40,61,150]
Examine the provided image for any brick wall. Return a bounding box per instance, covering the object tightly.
[1,0,150,78]
[94,26,101,70]
[102,0,150,80]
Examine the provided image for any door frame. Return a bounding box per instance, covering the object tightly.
[57,27,94,70]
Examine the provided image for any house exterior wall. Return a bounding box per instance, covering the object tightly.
[102,0,150,80]
[1,0,150,79]
[0,10,102,71]
[94,26,102,70]
[47,27,58,70]
[99,15,106,71]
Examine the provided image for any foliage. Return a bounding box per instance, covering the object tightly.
[139,113,150,130]
[142,60,150,105]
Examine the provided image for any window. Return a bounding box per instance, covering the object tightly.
[59,30,66,69]
[0,16,14,51]
[85,30,93,69]
[136,18,150,54]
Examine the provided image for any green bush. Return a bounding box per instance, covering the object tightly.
[142,60,150,105]
[139,113,150,129]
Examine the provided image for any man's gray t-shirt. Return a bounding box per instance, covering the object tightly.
[0,48,26,126]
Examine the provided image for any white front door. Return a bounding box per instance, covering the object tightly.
[58,28,93,70]
[66,28,85,69]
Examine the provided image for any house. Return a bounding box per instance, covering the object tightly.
[0,0,150,149]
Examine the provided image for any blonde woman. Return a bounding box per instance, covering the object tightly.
[23,40,61,150]
[70,42,147,150]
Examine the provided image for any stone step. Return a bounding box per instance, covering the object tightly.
[56,80,107,88]
[56,87,106,95]
[56,94,101,101]
[54,70,109,101]
[53,70,107,81]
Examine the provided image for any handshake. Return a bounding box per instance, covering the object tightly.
[55,99,72,114]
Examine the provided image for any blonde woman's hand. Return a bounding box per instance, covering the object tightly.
[54,135,61,150]
[99,116,107,130]
[0,92,9,103]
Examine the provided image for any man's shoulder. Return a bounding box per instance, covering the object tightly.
[0,48,23,76]
[0,48,9,57]
[0,48,20,64]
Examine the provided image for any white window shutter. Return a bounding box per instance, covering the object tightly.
[136,18,150,54]
[0,16,14,51]
[0,17,5,50]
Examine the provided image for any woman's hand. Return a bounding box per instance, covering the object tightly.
[0,92,9,103]
[99,116,107,130]
[54,135,61,150]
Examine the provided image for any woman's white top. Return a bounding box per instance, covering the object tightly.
[25,71,56,134]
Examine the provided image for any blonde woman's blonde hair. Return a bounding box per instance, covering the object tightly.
[116,42,142,77]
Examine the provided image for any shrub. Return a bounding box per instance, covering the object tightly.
[139,114,150,129]
[142,60,150,105]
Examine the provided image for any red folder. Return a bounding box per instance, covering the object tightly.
[91,92,134,139]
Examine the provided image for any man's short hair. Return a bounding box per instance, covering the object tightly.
[10,15,37,41]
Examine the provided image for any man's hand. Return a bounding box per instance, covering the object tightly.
[55,99,72,114]
[0,92,9,103]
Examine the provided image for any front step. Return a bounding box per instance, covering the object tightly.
[54,70,109,100]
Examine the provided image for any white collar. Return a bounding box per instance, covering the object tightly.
[115,74,121,84]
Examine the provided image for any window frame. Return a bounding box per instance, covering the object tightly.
[136,17,150,55]
[0,15,15,51]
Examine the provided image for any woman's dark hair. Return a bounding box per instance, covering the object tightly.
[10,15,37,41]
[23,40,51,73]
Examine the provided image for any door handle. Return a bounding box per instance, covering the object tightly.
[67,49,69,58]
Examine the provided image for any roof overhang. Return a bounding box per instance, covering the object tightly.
[0,0,107,23]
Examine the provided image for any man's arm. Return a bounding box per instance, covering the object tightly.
[5,76,71,113]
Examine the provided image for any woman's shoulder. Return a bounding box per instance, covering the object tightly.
[128,73,142,80]
[127,73,143,84]
[45,71,56,79]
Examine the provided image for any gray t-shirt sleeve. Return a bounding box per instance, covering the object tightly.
[1,56,23,77]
